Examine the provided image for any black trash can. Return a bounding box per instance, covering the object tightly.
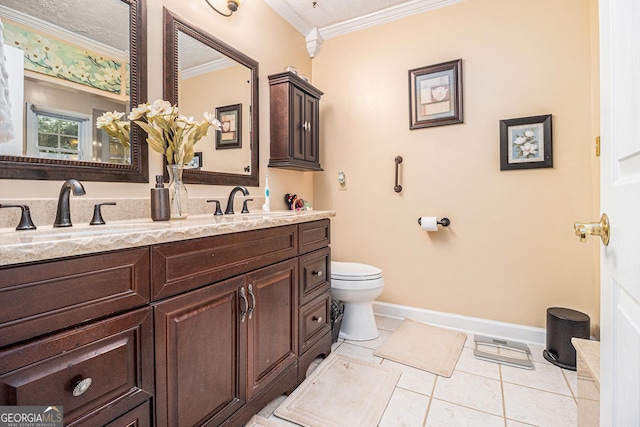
[543,307,590,370]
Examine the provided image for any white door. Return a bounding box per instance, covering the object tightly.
[599,0,640,424]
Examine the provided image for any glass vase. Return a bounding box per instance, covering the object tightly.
[167,164,188,219]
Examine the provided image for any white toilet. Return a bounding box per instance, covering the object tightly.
[330,261,384,341]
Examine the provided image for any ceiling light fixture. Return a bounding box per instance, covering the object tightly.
[205,0,241,17]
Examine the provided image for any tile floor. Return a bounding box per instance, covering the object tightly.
[253,315,578,427]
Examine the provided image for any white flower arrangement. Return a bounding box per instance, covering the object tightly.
[97,99,221,164]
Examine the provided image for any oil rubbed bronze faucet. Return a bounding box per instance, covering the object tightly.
[54,179,86,227]
[225,186,249,215]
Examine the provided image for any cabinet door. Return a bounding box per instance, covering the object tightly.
[292,87,306,161]
[246,259,298,399]
[303,94,319,164]
[154,276,246,427]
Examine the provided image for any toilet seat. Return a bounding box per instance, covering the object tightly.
[331,261,382,281]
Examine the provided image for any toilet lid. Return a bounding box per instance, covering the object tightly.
[331,261,382,281]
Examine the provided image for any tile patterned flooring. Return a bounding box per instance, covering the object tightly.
[254,316,578,427]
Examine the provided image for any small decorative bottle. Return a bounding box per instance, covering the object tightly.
[150,175,170,221]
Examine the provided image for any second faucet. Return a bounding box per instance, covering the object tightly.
[225,186,249,215]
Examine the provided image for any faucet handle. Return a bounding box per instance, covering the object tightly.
[241,199,254,214]
[90,202,117,225]
[0,204,37,230]
[207,199,224,216]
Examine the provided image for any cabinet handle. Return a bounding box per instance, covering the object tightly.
[312,270,323,277]
[248,284,256,320]
[240,287,248,323]
[307,121,312,132]
[72,378,93,397]
[312,316,323,323]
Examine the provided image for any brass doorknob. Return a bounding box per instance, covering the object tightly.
[574,213,610,245]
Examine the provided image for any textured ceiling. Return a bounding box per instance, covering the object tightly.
[2,0,129,51]
[281,0,414,29]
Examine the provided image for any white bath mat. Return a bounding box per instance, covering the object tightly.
[374,318,467,377]
[274,353,400,427]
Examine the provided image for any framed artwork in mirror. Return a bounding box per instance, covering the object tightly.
[185,152,202,169]
[215,104,242,149]
[409,59,463,129]
[500,114,553,170]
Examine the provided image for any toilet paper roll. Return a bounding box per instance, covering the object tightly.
[419,216,439,231]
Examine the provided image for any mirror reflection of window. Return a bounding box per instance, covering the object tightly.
[26,104,91,160]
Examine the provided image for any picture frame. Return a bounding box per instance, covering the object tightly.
[185,152,202,169]
[500,114,553,170]
[215,104,242,150]
[409,59,463,129]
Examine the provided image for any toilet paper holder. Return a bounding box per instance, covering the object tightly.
[418,217,450,227]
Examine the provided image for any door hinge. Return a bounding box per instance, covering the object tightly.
[596,136,601,157]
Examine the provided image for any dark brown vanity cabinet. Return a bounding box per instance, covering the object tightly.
[269,72,324,171]
[0,219,332,426]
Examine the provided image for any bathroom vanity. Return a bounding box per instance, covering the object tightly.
[0,212,333,426]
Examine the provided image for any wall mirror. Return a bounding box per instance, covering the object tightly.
[164,8,258,186]
[0,0,148,182]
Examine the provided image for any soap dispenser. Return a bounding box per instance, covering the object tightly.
[151,175,170,221]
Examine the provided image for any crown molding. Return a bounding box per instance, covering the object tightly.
[180,57,235,80]
[0,5,128,62]
[265,0,464,58]
[264,0,313,36]
[319,0,465,39]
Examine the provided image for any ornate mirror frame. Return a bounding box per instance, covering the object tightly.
[0,0,148,183]
[163,8,259,186]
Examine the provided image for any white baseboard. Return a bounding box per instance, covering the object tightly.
[373,301,546,346]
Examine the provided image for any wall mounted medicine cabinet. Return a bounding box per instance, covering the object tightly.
[268,72,324,171]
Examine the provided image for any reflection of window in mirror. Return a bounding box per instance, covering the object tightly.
[25,104,90,161]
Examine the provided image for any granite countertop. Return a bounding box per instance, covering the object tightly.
[572,337,600,389]
[0,210,335,267]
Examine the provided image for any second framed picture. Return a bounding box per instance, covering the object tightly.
[216,103,242,149]
[499,114,553,170]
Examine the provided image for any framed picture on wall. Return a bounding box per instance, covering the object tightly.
[409,59,463,129]
[500,114,553,170]
[215,104,242,149]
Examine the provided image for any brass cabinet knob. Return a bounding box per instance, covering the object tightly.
[574,213,610,245]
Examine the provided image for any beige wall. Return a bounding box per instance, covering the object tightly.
[1,0,600,331]
[313,0,600,330]
[0,0,314,210]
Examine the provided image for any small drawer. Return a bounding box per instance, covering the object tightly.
[299,247,330,306]
[0,248,150,348]
[0,308,154,426]
[151,225,297,300]
[299,294,331,355]
[298,219,330,255]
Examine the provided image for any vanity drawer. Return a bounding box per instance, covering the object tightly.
[0,307,154,426]
[299,294,331,355]
[0,247,150,348]
[298,219,330,255]
[151,225,297,300]
[299,247,331,306]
